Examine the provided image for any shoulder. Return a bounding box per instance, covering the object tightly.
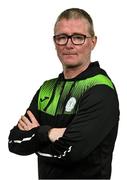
[79,84,119,113]
[79,74,115,92]
[39,78,58,89]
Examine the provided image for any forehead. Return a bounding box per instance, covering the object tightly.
[55,18,90,34]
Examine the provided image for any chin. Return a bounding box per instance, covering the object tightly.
[63,63,82,69]
[62,58,77,65]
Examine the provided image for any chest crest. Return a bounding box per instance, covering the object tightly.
[65,97,77,112]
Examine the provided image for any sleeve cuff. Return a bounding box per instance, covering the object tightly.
[36,125,52,144]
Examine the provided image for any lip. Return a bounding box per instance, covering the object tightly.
[63,53,77,55]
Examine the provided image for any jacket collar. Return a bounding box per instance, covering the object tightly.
[58,61,106,81]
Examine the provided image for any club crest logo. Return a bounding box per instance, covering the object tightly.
[65,97,76,112]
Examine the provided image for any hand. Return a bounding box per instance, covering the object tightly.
[48,128,66,142]
[18,110,40,131]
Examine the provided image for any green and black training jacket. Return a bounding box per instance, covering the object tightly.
[8,61,119,179]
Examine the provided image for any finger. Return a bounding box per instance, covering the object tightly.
[21,115,31,126]
[18,122,25,131]
[27,110,38,124]
[18,119,28,131]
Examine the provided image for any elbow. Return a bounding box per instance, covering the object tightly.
[8,142,34,156]
[8,142,23,155]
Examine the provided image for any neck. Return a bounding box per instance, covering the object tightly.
[63,62,90,79]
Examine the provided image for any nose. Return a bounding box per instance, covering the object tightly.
[66,38,74,48]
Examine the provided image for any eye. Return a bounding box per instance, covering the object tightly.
[73,35,84,41]
[56,35,67,41]
[54,35,67,45]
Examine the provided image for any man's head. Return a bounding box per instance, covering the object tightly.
[53,8,97,70]
[54,8,95,37]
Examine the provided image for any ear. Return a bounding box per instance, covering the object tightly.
[91,36,97,50]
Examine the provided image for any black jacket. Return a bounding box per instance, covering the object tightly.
[8,62,119,179]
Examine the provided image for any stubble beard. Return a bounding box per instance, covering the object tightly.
[63,60,85,70]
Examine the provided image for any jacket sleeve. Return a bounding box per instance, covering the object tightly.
[8,89,51,155]
[36,85,119,163]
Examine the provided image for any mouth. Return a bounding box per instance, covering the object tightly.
[63,52,77,56]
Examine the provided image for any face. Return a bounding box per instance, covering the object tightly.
[54,18,97,69]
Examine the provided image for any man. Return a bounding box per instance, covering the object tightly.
[8,8,119,179]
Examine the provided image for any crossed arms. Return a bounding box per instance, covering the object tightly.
[8,85,119,162]
[18,110,66,142]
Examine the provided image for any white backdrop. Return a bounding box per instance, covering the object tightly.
[0,0,126,179]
